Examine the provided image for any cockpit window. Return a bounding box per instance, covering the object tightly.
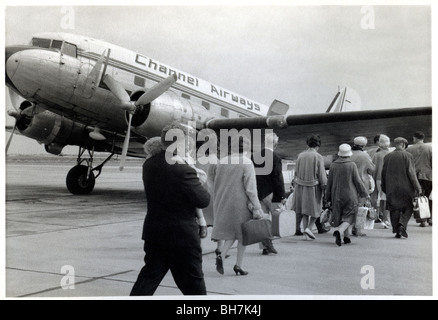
[32,38,51,48]
[63,42,77,58]
[30,37,77,58]
[51,40,63,50]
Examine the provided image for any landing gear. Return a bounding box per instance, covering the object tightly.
[66,165,95,194]
[66,146,114,195]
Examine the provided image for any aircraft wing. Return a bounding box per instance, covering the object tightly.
[206,106,432,160]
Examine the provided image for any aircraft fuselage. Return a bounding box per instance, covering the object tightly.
[6,32,269,139]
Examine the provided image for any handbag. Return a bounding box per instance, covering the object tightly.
[367,207,378,220]
[364,217,375,230]
[241,218,272,246]
[418,196,431,219]
[355,206,369,229]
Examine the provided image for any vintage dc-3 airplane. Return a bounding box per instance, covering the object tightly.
[5,32,432,195]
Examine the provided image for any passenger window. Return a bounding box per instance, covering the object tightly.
[221,108,229,118]
[32,38,51,48]
[63,42,77,58]
[202,101,210,110]
[51,40,63,51]
[134,76,146,87]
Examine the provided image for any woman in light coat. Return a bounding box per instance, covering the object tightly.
[291,135,327,240]
[211,135,263,276]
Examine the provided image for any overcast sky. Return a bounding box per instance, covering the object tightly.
[3,4,433,154]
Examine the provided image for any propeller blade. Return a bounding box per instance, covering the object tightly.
[84,50,107,92]
[6,124,17,153]
[102,74,134,111]
[8,88,21,111]
[135,74,177,106]
[119,113,133,171]
[7,109,20,120]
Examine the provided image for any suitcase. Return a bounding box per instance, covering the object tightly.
[241,218,272,246]
[271,209,295,237]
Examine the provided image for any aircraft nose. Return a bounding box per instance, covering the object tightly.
[5,46,23,80]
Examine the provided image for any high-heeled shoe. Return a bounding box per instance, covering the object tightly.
[216,255,224,275]
[233,265,248,276]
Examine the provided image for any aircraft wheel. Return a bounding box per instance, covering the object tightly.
[66,165,96,195]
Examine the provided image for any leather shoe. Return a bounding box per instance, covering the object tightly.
[262,239,278,254]
[399,225,408,238]
[295,230,303,236]
[333,231,342,247]
[233,265,248,276]
[318,226,331,234]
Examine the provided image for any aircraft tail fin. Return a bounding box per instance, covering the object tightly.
[326,87,361,113]
[267,99,289,116]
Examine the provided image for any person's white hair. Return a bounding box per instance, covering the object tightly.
[378,134,391,149]
[144,137,163,159]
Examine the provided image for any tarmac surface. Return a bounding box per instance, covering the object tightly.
[4,158,435,298]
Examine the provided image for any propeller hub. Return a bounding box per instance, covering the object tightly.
[121,101,137,113]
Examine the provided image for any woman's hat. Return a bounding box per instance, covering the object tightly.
[353,136,368,146]
[338,144,352,157]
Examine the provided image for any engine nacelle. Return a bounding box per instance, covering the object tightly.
[14,102,94,155]
[129,90,213,138]
[131,91,184,137]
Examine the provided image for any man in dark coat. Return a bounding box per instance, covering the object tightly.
[253,132,285,255]
[130,123,211,296]
[382,137,422,239]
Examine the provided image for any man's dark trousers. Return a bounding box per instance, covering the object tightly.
[390,207,413,234]
[130,241,206,296]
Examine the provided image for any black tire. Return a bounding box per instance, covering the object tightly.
[66,165,95,195]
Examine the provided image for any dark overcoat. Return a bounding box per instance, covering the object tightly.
[326,158,368,227]
[142,150,211,247]
[381,150,422,210]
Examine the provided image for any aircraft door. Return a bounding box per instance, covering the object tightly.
[55,49,81,103]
